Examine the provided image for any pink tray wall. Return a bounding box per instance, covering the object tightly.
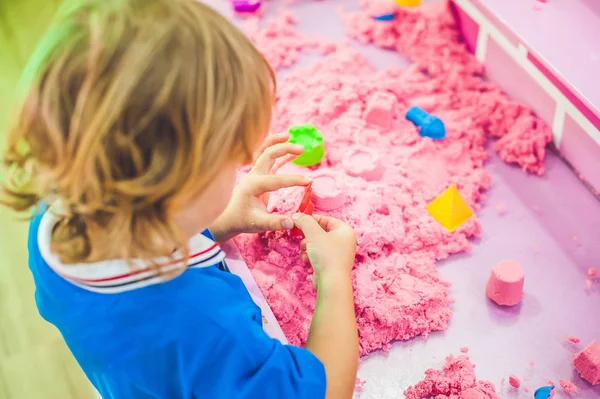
[450,0,600,194]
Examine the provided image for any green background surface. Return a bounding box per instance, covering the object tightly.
[0,1,93,397]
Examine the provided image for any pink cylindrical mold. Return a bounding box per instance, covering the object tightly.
[486,260,525,306]
[310,171,346,211]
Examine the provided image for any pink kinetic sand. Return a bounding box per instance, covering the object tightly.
[404,355,499,399]
[573,340,600,385]
[343,2,551,174]
[560,380,578,393]
[486,260,525,306]
[460,346,469,353]
[509,375,521,388]
[365,0,398,19]
[234,2,551,355]
[243,12,337,70]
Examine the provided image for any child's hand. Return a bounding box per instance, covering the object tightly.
[293,214,356,288]
[298,214,359,397]
[210,134,310,242]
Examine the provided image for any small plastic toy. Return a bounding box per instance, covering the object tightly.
[394,0,421,6]
[343,147,385,181]
[372,13,396,21]
[534,386,554,399]
[406,105,446,140]
[288,124,325,167]
[290,183,314,237]
[426,184,473,232]
[232,0,261,13]
[310,171,346,211]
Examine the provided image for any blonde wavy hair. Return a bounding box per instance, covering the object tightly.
[1,0,275,264]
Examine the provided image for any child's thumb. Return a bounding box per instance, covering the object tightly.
[253,214,294,232]
[292,214,323,238]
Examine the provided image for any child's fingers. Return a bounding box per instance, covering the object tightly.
[271,154,298,174]
[256,132,290,156]
[300,239,307,251]
[292,213,325,238]
[249,174,310,195]
[251,143,304,175]
[311,214,349,233]
[252,213,294,233]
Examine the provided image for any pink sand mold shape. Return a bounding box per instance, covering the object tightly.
[342,147,385,181]
[364,91,396,130]
[309,171,346,211]
[573,340,600,385]
[232,0,261,13]
[486,260,525,306]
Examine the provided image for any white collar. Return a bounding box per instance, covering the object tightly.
[37,210,225,294]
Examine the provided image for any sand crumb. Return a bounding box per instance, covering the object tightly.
[560,380,577,393]
[355,378,366,393]
[566,336,581,344]
[509,375,521,388]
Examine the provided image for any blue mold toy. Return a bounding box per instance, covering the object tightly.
[406,105,446,140]
[534,385,555,399]
[372,13,396,21]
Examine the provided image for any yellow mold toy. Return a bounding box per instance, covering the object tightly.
[394,0,421,7]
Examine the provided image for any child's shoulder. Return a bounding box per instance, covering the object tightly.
[28,208,257,325]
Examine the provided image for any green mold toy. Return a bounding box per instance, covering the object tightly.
[288,124,325,167]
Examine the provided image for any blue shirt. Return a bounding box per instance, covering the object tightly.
[28,208,326,398]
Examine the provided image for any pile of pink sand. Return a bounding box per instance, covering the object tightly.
[404,355,500,399]
[344,1,551,175]
[243,11,338,70]
[235,1,550,357]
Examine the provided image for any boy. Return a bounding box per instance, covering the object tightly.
[1,0,358,398]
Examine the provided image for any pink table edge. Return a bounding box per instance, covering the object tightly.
[451,0,600,194]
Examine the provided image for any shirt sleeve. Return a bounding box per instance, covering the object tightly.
[188,314,327,399]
